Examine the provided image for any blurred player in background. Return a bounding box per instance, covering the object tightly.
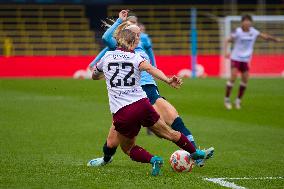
[224,14,282,110]
[92,28,211,176]
[88,10,214,168]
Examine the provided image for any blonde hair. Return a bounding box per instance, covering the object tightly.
[101,18,133,39]
[117,29,137,51]
[101,18,115,28]
[114,21,133,40]
[101,18,137,49]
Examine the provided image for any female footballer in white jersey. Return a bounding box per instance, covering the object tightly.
[224,14,282,110]
[88,10,214,169]
[92,28,210,176]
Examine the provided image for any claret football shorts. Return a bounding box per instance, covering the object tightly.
[231,59,249,72]
[113,98,160,138]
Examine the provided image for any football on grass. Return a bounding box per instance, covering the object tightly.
[170,150,194,172]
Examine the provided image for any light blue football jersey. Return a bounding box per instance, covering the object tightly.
[90,18,157,86]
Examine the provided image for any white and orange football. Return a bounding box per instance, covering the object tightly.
[169,150,194,172]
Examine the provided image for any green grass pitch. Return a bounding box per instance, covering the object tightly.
[0,78,283,188]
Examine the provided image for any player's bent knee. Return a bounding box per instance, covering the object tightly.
[162,108,178,125]
[151,120,179,141]
[160,129,180,142]
[150,120,168,139]
[120,140,135,156]
[106,126,120,148]
[120,145,131,155]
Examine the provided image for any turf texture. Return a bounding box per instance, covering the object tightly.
[0,78,283,188]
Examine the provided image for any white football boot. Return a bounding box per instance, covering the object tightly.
[224,98,232,110]
[87,156,113,167]
[235,98,241,110]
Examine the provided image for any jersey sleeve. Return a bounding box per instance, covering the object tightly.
[102,18,122,49]
[135,54,147,68]
[252,27,260,37]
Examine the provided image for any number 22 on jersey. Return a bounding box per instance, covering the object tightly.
[108,62,135,88]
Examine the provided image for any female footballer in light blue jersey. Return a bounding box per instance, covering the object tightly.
[88,10,214,167]
[90,20,157,87]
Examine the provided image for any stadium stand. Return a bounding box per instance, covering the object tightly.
[108,5,284,55]
[0,4,98,56]
[0,4,284,56]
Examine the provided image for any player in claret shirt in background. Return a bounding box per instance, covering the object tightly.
[91,28,213,176]
[224,14,282,110]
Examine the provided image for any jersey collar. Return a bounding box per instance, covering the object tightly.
[117,47,135,53]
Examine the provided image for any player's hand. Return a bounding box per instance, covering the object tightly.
[119,10,129,21]
[275,38,283,42]
[168,76,183,89]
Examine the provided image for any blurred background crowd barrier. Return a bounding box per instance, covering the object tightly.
[0,0,283,78]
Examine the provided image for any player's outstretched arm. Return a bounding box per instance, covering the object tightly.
[102,19,121,49]
[259,32,282,42]
[139,60,182,89]
[89,47,110,70]
[102,10,128,49]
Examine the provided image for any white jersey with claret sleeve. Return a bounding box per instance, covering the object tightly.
[230,27,260,63]
[96,49,148,114]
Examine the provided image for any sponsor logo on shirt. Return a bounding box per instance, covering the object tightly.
[113,54,130,60]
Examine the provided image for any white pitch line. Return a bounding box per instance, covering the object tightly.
[204,178,246,189]
[204,177,283,189]
[216,177,283,180]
